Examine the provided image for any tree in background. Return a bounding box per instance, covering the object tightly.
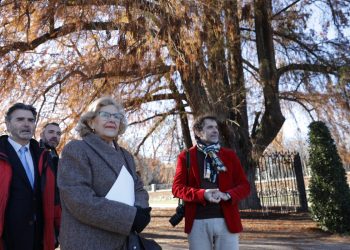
[308,121,350,233]
[0,0,349,208]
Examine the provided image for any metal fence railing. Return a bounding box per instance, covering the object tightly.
[146,151,350,213]
[255,152,307,212]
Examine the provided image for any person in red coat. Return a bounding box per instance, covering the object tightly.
[172,114,250,250]
[0,103,61,250]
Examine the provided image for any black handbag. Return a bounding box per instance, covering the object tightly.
[127,231,162,250]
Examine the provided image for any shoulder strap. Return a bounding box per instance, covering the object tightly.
[178,149,190,206]
[185,149,190,183]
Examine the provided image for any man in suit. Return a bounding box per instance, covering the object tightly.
[172,114,250,250]
[0,103,61,250]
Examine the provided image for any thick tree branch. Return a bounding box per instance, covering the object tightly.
[61,0,162,13]
[277,63,341,78]
[252,0,285,159]
[169,77,192,148]
[92,64,170,80]
[0,21,133,57]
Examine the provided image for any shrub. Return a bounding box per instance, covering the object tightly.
[308,121,350,233]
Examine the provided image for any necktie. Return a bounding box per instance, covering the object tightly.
[19,146,34,188]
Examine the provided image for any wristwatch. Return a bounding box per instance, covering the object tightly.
[225,192,231,200]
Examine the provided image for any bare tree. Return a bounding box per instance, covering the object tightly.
[0,0,349,208]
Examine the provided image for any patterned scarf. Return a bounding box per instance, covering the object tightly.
[196,140,227,183]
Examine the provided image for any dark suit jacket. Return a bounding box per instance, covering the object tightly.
[0,136,44,250]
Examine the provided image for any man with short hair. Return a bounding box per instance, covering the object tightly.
[0,103,61,250]
[40,122,62,169]
[40,122,62,149]
[172,114,250,250]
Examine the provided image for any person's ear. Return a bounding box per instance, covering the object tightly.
[88,120,95,130]
[5,120,11,133]
[40,130,44,139]
[194,130,202,139]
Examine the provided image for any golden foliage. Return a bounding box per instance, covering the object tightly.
[0,0,349,167]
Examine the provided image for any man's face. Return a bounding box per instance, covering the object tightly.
[41,124,62,148]
[196,119,219,145]
[6,109,36,145]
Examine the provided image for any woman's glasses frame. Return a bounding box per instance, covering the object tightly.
[98,111,124,121]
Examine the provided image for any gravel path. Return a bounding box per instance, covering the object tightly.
[143,208,350,250]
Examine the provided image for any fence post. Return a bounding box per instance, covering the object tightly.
[294,154,308,212]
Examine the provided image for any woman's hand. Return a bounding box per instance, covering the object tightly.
[132,206,152,233]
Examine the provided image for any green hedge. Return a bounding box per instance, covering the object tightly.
[308,121,350,234]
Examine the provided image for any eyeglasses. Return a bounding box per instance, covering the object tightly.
[98,111,124,121]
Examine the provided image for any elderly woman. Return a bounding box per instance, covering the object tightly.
[57,97,151,250]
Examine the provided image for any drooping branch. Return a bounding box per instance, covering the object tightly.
[325,0,343,33]
[242,58,259,73]
[134,110,175,156]
[32,70,88,103]
[125,93,186,108]
[279,94,315,120]
[272,0,302,19]
[128,109,178,126]
[273,30,333,65]
[31,63,170,105]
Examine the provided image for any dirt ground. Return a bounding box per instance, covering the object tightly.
[142,208,350,250]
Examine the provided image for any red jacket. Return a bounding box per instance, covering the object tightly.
[0,149,61,250]
[172,146,250,233]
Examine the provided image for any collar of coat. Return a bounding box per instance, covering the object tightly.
[82,133,129,177]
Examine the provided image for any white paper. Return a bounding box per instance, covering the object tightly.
[105,165,135,206]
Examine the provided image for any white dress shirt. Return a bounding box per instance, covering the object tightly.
[8,137,35,182]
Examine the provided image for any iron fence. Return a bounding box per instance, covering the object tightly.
[145,151,310,213]
[255,152,307,212]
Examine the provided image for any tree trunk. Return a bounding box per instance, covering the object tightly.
[252,0,285,159]
[223,1,261,208]
[169,78,193,149]
[167,0,284,209]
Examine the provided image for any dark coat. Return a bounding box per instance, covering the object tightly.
[0,135,61,250]
[57,134,149,250]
